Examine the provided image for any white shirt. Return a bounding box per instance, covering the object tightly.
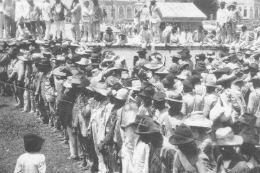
[82,6,92,23]
[217,8,228,27]
[0,2,3,13]
[132,140,149,173]
[180,31,193,44]
[41,1,52,21]
[14,153,46,173]
[15,0,27,21]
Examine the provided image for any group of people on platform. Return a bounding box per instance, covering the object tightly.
[1,33,260,173]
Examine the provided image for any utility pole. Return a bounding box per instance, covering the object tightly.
[111,0,114,22]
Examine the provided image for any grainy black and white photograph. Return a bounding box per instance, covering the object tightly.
[0,0,259,172]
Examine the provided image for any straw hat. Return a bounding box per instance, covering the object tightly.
[165,91,183,102]
[76,58,89,66]
[17,52,31,61]
[114,88,129,100]
[155,67,169,74]
[153,91,166,101]
[205,74,218,87]
[75,47,87,55]
[144,61,163,70]
[213,127,243,146]
[169,123,199,145]
[126,79,142,91]
[56,55,66,61]
[183,111,213,128]
[94,82,110,96]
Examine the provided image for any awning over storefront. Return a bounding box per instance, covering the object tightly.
[157,2,207,22]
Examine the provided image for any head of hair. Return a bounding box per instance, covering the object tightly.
[24,133,45,153]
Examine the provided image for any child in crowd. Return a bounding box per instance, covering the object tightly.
[14,133,46,173]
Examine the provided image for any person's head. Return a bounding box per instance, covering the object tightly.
[218,146,237,160]
[84,1,89,7]
[92,0,98,5]
[220,1,226,9]
[94,92,106,102]
[143,25,148,31]
[150,0,156,6]
[198,25,204,33]
[206,86,216,93]
[153,92,166,110]
[252,80,260,89]
[73,0,79,3]
[171,29,177,34]
[177,141,197,153]
[27,0,34,5]
[106,27,113,34]
[55,0,61,3]
[230,4,236,11]
[211,30,216,36]
[242,25,247,32]
[24,133,45,153]
[240,142,256,156]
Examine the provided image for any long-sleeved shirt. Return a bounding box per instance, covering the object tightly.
[181,92,203,116]
[15,0,26,21]
[192,30,205,43]
[9,59,24,82]
[247,88,260,118]
[3,0,15,18]
[132,140,150,173]
[14,153,46,173]
[203,92,218,118]
[92,4,103,22]
[51,2,69,21]
[217,8,228,27]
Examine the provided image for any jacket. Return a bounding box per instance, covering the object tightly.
[51,2,69,21]
[71,2,81,24]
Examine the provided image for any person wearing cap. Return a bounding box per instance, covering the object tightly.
[217,1,228,44]
[82,0,92,42]
[213,127,250,173]
[192,25,205,44]
[150,0,162,43]
[139,24,153,47]
[91,0,103,42]
[103,27,117,46]
[180,26,193,45]
[226,1,243,43]
[70,0,82,42]
[135,48,149,67]
[170,123,216,173]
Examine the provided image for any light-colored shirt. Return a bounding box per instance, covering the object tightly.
[170,32,180,43]
[180,31,193,44]
[41,1,52,21]
[15,1,26,21]
[3,0,15,17]
[150,5,161,23]
[0,2,4,13]
[140,29,153,43]
[247,88,260,119]
[14,153,46,173]
[82,6,92,23]
[217,8,228,27]
[132,140,149,173]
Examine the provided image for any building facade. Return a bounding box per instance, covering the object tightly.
[225,0,260,20]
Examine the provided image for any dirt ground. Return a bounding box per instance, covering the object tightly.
[0,96,85,173]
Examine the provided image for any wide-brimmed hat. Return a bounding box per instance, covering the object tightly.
[70,75,90,88]
[135,117,160,134]
[216,74,237,86]
[56,55,66,61]
[183,111,213,128]
[182,78,193,89]
[213,67,231,74]
[108,62,128,71]
[239,127,259,145]
[249,63,259,71]
[245,50,252,55]
[41,47,52,55]
[153,91,166,101]
[138,86,155,98]
[250,76,260,83]
[53,67,71,77]
[17,52,31,61]
[205,74,218,87]
[166,91,183,102]
[63,76,73,88]
[195,61,207,73]
[171,54,181,60]
[169,123,199,145]
[241,25,247,29]
[106,27,113,31]
[144,61,163,70]
[176,71,190,80]
[126,79,142,91]
[75,47,87,55]
[230,1,237,6]
[114,88,129,100]
[237,113,258,127]
[213,127,243,146]
[220,1,226,4]
[155,66,169,74]
[94,82,110,96]
[196,53,207,61]
[76,58,89,66]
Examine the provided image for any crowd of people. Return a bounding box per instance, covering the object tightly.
[0,29,259,173]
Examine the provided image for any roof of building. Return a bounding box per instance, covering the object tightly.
[157,2,207,21]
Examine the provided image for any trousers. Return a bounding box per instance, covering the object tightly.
[71,22,80,41]
[92,21,101,41]
[54,20,66,39]
[44,21,51,40]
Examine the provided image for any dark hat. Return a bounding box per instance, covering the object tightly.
[168,64,180,74]
[92,46,102,54]
[195,61,206,73]
[216,75,237,86]
[106,27,113,31]
[165,91,183,102]
[169,123,199,145]
[161,74,176,86]
[254,53,260,59]
[241,25,247,29]
[171,54,181,60]
[213,67,232,75]
[239,127,259,145]
[153,91,166,101]
[182,78,194,89]
[137,48,147,54]
[178,48,190,55]
[7,47,18,55]
[220,1,226,4]
[138,86,155,98]
[250,76,260,83]
[237,113,258,127]
[135,117,160,134]
[196,53,207,61]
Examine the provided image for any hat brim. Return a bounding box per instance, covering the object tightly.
[183,118,213,128]
[18,56,31,61]
[76,62,89,66]
[134,124,160,135]
[169,130,199,145]
[213,135,243,146]
[126,86,141,91]
[144,64,163,70]
[165,97,183,103]
[205,83,219,87]
[63,81,72,88]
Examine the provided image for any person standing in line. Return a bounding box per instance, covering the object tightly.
[149,0,162,43]
[15,0,27,38]
[3,0,15,39]
[51,0,70,40]
[82,0,92,42]
[0,0,4,39]
[216,1,228,44]
[92,0,103,42]
[70,0,81,42]
[41,0,53,40]
[27,0,42,39]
